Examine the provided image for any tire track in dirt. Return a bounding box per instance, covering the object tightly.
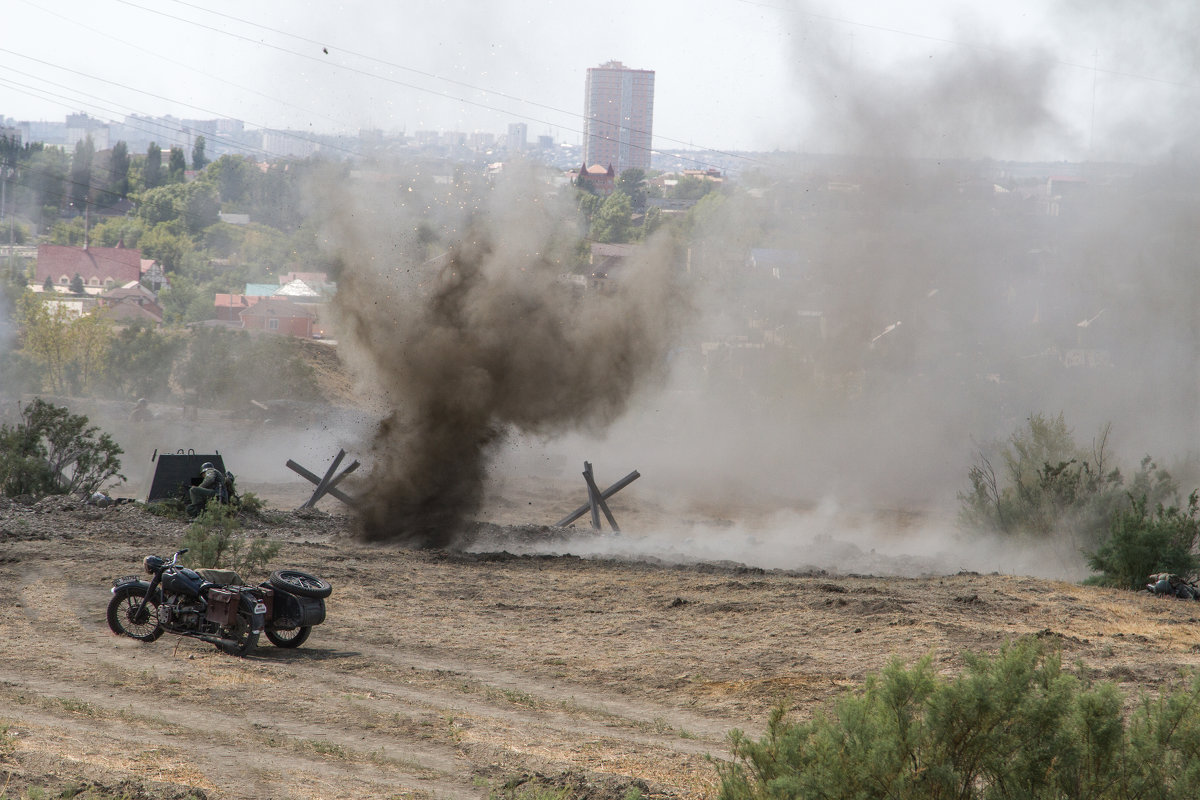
[53,561,744,752]
[279,636,749,749]
[4,560,485,799]
[5,556,733,798]
[0,663,481,800]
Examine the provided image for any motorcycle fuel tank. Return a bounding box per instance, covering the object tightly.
[161,567,204,598]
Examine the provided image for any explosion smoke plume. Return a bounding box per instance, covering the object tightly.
[329,167,682,546]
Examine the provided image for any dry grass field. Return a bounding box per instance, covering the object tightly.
[3,476,1200,800]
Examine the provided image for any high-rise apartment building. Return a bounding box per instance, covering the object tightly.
[506,122,527,153]
[583,61,654,175]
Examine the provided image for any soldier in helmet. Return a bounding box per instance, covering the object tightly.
[130,398,152,422]
[186,462,224,517]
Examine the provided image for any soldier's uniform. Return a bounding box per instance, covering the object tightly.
[187,463,223,517]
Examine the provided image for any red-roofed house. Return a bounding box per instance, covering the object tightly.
[238,296,314,337]
[214,293,261,322]
[35,245,143,293]
[574,163,615,195]
[97,284,164,324]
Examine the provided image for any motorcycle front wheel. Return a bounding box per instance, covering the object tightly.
[265,626,311,648]
[107,587,164,642]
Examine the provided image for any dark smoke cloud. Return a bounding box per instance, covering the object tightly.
[325,164,683,546]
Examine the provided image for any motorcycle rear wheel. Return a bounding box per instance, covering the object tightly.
[107,587,164,642]
[265,626,311,648]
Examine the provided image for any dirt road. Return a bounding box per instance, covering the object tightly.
[3,494,1200,800]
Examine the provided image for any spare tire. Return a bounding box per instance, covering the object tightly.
[269,569,332,599]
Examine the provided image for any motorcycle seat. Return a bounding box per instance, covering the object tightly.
[196,568,243,587]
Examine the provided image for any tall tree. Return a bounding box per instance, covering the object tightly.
[14,291,115,394]
[68,136,95,211]
[191,135,209,171]
[108,140,130,200]
[183,182,219,235]
[208,154,251,207]
[24,145,68,226]
[0,134,19,169]
[590,191,634,244]
[145,142,163,189]
[616,168,647,213]
[167,147,187,184]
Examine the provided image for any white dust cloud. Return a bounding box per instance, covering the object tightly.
[469,2,1200,579]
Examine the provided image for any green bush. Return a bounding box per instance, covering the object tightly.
[180,502,281,577]
[236,490,265,515]
[1086,491,1200,589]
[0,398,124,498]
[959,414,1121,542]
[958,416,1182,557]
[719,638,1200,800]
[142,497,188,519]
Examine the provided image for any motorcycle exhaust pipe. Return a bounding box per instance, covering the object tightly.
[194,634,242,649]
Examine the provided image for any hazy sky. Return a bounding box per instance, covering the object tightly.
[3,0,1196,160]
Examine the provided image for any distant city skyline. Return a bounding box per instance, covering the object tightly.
[4,1,1198,164]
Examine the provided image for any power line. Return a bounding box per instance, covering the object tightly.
[6,3,757,174]
[109,0,750,172]
[154,0,758,165]
[12,0,355,136]
[0,72,281,162]
[0,47,364,160]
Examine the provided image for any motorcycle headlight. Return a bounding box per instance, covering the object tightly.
[143,555,164,574]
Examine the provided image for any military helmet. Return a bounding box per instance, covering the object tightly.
[201,462,215,471]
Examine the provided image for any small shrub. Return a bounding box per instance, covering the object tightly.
[489,782,569,800]
[142,498,188,519]
[0,398,124,499]
[717,637,1200,800]
[1086,491,1200,589]
[236,491,265,515]
[180,503,281,577]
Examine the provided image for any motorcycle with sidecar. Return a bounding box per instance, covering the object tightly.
[107,549,331,656]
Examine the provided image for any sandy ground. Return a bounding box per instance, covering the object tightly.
[3,467,1200,800]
